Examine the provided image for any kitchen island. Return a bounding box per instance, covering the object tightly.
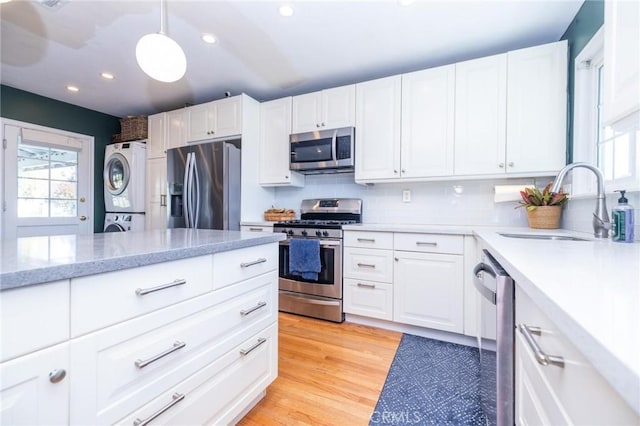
[0,228,285,425]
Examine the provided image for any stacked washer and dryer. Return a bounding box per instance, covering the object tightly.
[103,141,146,232]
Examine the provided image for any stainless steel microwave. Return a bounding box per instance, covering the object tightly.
[289,127,355,174]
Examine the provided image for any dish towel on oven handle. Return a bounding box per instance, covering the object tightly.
[289,238,321,281]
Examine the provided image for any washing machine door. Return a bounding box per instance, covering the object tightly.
[104,153,130,196]
[104,223,126,232]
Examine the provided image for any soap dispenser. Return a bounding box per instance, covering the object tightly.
[612,190,635,243]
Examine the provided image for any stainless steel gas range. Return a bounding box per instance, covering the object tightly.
[273,198,363,323]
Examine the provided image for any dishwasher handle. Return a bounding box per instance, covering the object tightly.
[473,262,497,305]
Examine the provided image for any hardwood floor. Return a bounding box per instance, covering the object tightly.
[238,313,402,426]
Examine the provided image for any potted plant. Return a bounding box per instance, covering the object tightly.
[517,184,569,229]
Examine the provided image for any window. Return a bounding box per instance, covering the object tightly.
[573,27,640,195]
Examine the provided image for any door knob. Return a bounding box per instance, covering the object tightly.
[79,216,87,221]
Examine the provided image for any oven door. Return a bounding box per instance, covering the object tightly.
[278,238,342,299]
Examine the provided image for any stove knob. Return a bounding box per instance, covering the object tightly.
[287,230,294,236]
[322,231,329,237]
[280,229,287,234]
[315,230,322,237]
[301,230,308,237]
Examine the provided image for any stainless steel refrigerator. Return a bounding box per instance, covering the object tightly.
[166,140,241,230]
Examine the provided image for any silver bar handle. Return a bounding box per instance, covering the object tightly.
[416,241,438,246]
[240,258,267,268]
[133,392,185,426]
[248,227,263,232]
[135,341,186,369]
[357,263,376,268]
[239,337,267,356]
[357,282,376,289]
[517,324,565,368]
[331,129,337,162]
[136,279,187,296]
[357,238,375,243]
[240,301,267,316]
[160,194,167,207]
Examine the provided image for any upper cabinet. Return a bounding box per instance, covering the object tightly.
[186,96,242,143]
[455,41,567,177]
[291,85,356,133]
[146,113,166,159]
[259,97,304,187]
[355,75,402,181]
[166,108,186,150]
[604,0,640,125]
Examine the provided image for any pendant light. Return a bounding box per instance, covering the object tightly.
[136,0,186,83]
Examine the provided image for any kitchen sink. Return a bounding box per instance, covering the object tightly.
[498,233,591,242]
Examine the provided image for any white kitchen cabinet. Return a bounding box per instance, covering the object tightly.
[259,97,304,187]
[147,112,166,158]
[515,286,639,425]
[0,343,69,425]
[241,224,274,233]
[186,96,242,143]
[145,156,167,230]
[291,84,355,133]
[166,108,186,150]
[604,0,640,125]
[393,233,464,334]
[355,75,402,181]
[400,64,455,178]
[455,41,567,176]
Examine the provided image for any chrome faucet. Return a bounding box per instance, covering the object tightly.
[550,162,610,238]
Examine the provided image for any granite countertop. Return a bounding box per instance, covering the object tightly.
[0,229,285,291]
[474,229,640,415]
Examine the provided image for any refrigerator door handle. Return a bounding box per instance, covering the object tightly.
[182,152,191,228]
[192,154,200,229]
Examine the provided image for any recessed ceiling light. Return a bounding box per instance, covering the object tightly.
[398,0,415,5]
[100,72,115,80]
[202,33,216,44]
[66,85,79,92]
[279,5,294,17]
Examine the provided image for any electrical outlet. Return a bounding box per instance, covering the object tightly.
[402,189,411,203]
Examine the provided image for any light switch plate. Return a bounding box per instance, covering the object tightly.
[402,190,411,202]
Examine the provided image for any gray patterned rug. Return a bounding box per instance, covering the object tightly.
[370,334,486,426]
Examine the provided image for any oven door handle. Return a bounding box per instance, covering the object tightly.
[473,262,497,305]
[279,239,341,247]
[282,292,341,306]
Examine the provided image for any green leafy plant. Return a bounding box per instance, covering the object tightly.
[517,183,568,212]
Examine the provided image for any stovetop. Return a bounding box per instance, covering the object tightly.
[274,219,359,229]
[273,198,362,238]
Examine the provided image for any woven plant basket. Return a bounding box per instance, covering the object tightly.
[264,211,295,222]
[526,206,562,229]
[119,116,148,141]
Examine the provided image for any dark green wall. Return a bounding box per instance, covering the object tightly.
[561,0,605,163]
[1,84,121,233]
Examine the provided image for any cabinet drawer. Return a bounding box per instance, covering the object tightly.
[394,232,463,254]
[71,255,213,336]
[344,231,393,249]
[115,322,277,426]
[516,287,639,424]
[213,243,278,289]
[1,280,69,362]
[344,278,393,321]
[343,247,393,283]
[70,272,277,425]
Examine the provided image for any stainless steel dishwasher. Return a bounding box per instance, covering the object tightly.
[473,249,514,426]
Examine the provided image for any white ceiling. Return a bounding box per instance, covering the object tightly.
[1,0,584,118]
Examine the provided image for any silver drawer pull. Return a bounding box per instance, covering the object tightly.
[240,258,267,268]
[517,324,564,368]
[49,369,66,384]
[240,301,267,316]
[357,283,376,289]
[239,337,267,356]
[357,238,375,243]
[416,241,438,246]
[133,392,185,426]
[136,279,186,296]
[135,341,186,369]
[248,227,263,232]
[357,263,376,268]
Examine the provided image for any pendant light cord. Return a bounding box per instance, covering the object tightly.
[160,0,166,35]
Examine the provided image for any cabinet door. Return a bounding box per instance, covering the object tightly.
[292,92,322,133]
[213,96,242,138]
[0,343,69,425]
[393,251,463,333]
[146,156,167,230]
[147,113,166,159]
[604,0,640,124]
[186,102,214,143]
[454,54,507,175]
[355,75,402,181]
[401,65,455,177]
[322,84,356,129]
[259,97,304,186]
[507,41,567,174]
[166,108,186,150]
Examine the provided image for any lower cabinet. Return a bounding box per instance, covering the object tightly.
[0,343,70,425]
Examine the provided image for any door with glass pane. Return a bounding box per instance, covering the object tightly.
[2,124,92,239]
